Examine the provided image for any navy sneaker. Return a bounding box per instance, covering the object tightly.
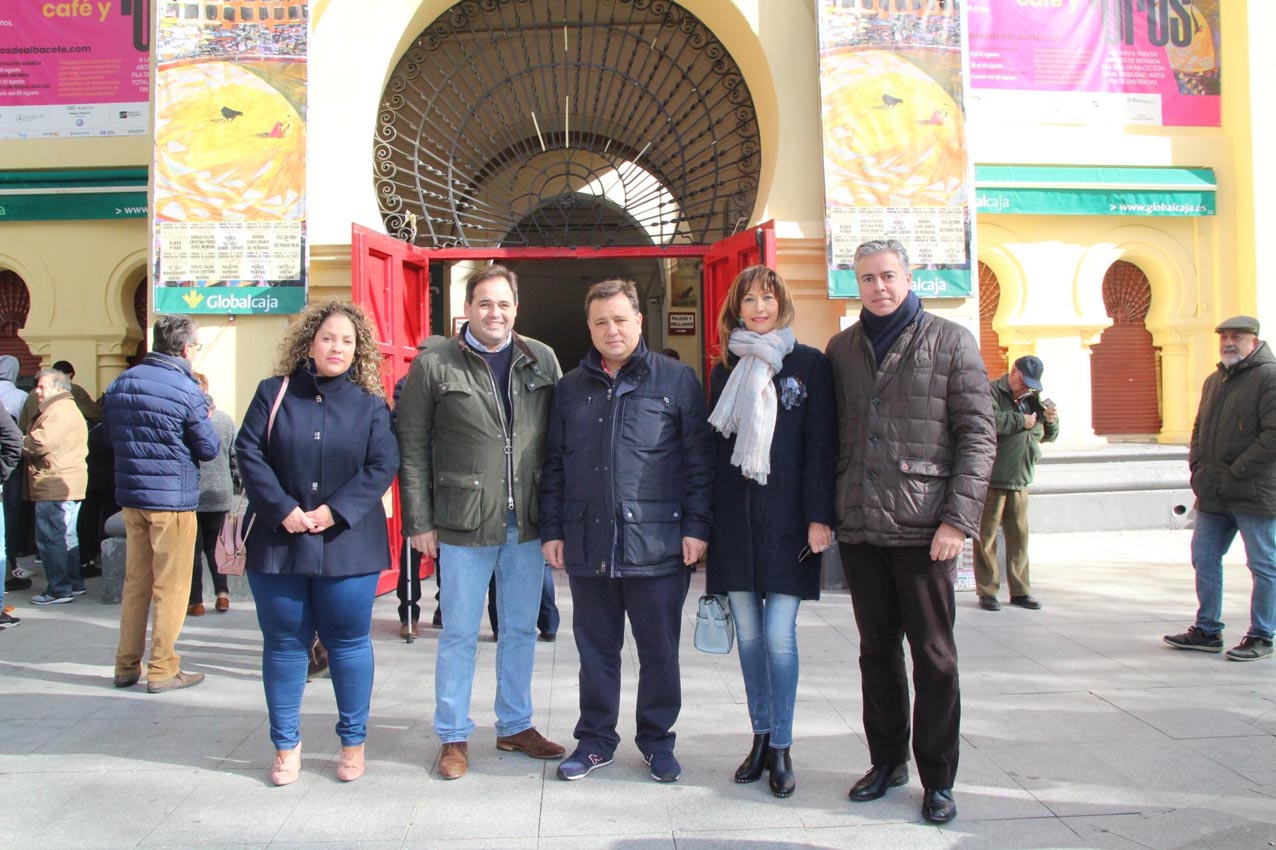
[557,748,613,781]
[645,751,681,783]
[1225,635,1273,662]
[1163,626,1223,652]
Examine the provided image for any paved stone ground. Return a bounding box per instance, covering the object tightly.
[1,530,1274,850]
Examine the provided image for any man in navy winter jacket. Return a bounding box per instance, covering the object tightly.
[540,278,714,783]
[102,315,220,693]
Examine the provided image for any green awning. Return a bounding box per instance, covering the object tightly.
[975,166,1215,217]
[0,168,148,222]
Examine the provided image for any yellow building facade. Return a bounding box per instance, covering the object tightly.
[0,0,1270,445]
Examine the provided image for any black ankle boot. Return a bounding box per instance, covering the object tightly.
[733,733,770,783]
[768,747,795,798]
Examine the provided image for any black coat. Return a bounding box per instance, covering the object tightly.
[705,344,836,600]
[236,366,399,577]
[540,340,714,579]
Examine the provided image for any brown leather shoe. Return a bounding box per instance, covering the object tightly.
[187,603,205,617]
[399,621,419,639]
[438,741,468,779]
[147,670,206,693]
[215,595,230,613]
[113,673,140,688]
[496,727,566,760]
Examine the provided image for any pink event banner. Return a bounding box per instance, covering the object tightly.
[0,1,149,138]
[967,0,1220,127]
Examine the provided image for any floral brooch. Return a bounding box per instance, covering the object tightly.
[779,376,807,410]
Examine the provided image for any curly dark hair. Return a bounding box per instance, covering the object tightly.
[275,301,385,398]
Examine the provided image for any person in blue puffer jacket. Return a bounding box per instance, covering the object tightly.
[102,315,221,694]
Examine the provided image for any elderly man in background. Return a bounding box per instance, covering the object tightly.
[975,355,1059,612]
[25,368,89,606]
[1165,315,1276,662]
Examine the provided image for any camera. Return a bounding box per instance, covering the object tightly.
[1016,392,1046,418]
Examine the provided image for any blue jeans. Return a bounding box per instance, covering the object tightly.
[35,500,81,598]
[1192,509,1276,640]
[248,570,379,749]
[435,515,544,742]
[727,591,802,749]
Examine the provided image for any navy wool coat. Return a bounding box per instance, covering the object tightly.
[705,343,836,600]
[236,366,399,577]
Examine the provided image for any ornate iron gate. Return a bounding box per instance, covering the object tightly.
[374,0,761,249]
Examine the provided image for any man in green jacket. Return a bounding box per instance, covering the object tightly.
[975,356,1059,612]
[397,265,566,779]
[1165,315,1276,662]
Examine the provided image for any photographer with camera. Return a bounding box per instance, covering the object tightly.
[975,355,1059,612]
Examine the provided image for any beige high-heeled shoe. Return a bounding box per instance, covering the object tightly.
[336,744,365,782]
[269,743,302,786]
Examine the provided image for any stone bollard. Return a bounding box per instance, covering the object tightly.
[100,511,127,603]
[99,511,254,604]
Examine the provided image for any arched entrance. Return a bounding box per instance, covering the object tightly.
[372,0,761,250]
[1090,260,1162,436]
[977,261,1007,380]
[0,270,41,381]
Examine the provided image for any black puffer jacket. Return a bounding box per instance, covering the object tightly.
[1190,341,1276,516]
[539,340,714,578]
[825,312,996,547]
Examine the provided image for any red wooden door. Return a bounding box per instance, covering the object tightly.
[701,221,776,379]
[351,223,432,593]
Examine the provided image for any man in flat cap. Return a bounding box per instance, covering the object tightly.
[1165,315,1276,661]
[975,355,1059,612]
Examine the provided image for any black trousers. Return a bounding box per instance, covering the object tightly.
[840,541,960,790]
[397,544,424,623]
[190,510,230,604]
[568,568,690,758]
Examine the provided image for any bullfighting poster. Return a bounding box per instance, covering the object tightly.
[817,0,974,299]
[151,2,308,315]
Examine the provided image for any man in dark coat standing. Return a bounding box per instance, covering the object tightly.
[826,239,995,824]
[1165,315,1276,662]
[540,278,714,784]
[102,315,220,693]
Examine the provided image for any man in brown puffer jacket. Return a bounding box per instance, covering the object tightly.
[826,239,995,825]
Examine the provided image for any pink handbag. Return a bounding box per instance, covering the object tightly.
[216,377,288,576]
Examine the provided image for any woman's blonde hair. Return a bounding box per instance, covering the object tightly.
[276,300,386,398]
[714,265,795,368]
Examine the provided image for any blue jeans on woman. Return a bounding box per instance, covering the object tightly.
[1192,509,1276,640]
[248,571,379,749]
[727,591,801,749]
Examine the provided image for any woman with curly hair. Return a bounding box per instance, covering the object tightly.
[236,300,399,785]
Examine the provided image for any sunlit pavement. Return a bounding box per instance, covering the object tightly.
[1,529,1273,850]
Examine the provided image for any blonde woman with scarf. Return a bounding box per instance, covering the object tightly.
[706,265,837,798]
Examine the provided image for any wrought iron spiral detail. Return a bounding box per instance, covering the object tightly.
[373,0,761,248]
